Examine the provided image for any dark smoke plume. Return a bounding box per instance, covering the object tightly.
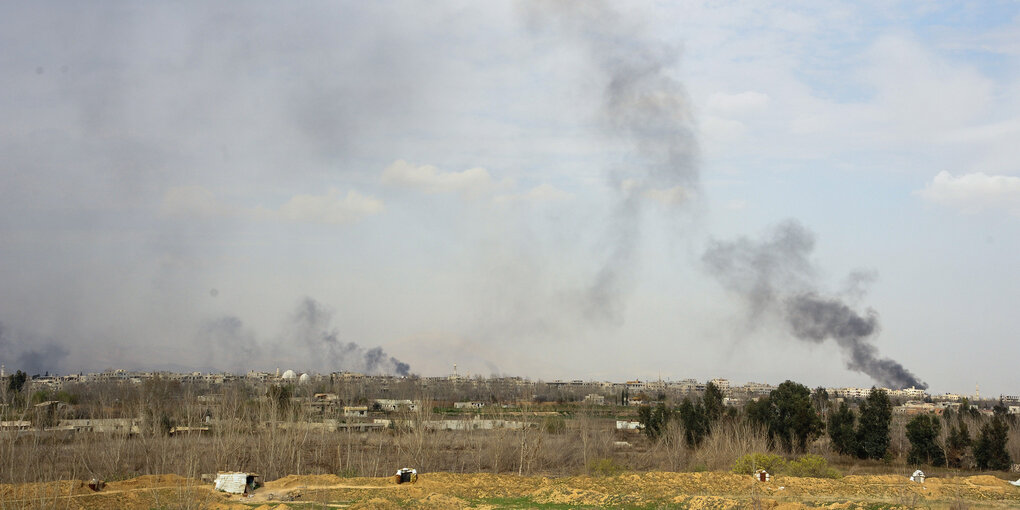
[0,320,70,375]
[703,221,927,390]
[288,298,410,376]
[526,1,699,323]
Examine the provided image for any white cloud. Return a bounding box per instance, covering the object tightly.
[724,199,747,211]
[381,159,512,197]
[643,185,692,206]
[275,189,385,224]
[160,186,384,225]
[700,115,746,142]
[705,91,771,116]
[493,183,573,205]
[915,171,1020,216]
[617,180,693,206]
[861,36,994,136]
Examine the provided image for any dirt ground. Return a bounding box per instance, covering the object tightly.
[1,471,1018,509]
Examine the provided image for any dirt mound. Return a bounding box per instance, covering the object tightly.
[349,496,403,509]
[105,473,194,490]
[669,495,744,509]
[419,492,470,508]
[4,470,1020,509]
[530,484,612,506]
[263,473,351,489]
[842,474,904,484]
[966,475,1006,486]
[0,479,92,500]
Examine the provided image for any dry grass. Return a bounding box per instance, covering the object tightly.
[3,381,1018,491]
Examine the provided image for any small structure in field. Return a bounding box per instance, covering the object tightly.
[754,469,771,482]
[393,468,418,484]
[910,470,925,483]
[343,405,368,417]
[214,472,260,494]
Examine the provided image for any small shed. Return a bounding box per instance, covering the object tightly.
[754,469,771,482]
[214,472,260,494]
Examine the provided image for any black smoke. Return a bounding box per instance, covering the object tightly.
[288,297,410,376]
[703,221,927,390]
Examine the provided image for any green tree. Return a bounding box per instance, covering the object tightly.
[945,418,972,468]
[637,402,672,440]
[855,388,892,460]
[906,414,946,466]
[677,397,709,447]
[7,370,27,393]
[973,417,1011,471]
[827,401,857,456]
[959,397,980,418]
[747,380,823,452]
[703,382,725,423]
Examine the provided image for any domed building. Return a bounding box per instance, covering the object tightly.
[281,369,297,380]
[298,373,310,384]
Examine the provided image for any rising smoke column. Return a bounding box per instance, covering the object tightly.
[702,221,927,390]
[0,320,70,375]
[527,4,926,388]
[525,1,699,323]
[288,297,410,376]
[200,316,260,374]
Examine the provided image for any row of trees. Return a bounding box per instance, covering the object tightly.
[637,382,728,446]
[905,408,1013,470]
[637,380,1014,470]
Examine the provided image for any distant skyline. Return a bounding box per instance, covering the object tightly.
[1,2,1018,395]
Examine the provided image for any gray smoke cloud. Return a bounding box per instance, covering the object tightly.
[525,1,699,323]
[200,316,259,374]
[0,321,71,375]
[703,221,927,390]
[287,297,410,376]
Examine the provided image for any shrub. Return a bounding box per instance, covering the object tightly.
[784,454,841,478]
[732,453,786,475]
[587,457,623,477]
[542,415,566,434]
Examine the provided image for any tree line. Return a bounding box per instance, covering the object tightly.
[637,380,1014,471]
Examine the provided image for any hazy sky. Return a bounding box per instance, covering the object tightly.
[2,1,1018,395]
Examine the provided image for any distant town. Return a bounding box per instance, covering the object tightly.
[8,365,1019,420]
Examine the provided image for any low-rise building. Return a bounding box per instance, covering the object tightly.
[343,406,368,418]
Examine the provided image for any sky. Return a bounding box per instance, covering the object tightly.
[1,1,1018,396]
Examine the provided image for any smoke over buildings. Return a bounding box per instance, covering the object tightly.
[702,221,927,390]
[525,3,927,390]
[0,321,70,375]
[525,1,699,323]
[200,316,260,374]
[286,298,410,376]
